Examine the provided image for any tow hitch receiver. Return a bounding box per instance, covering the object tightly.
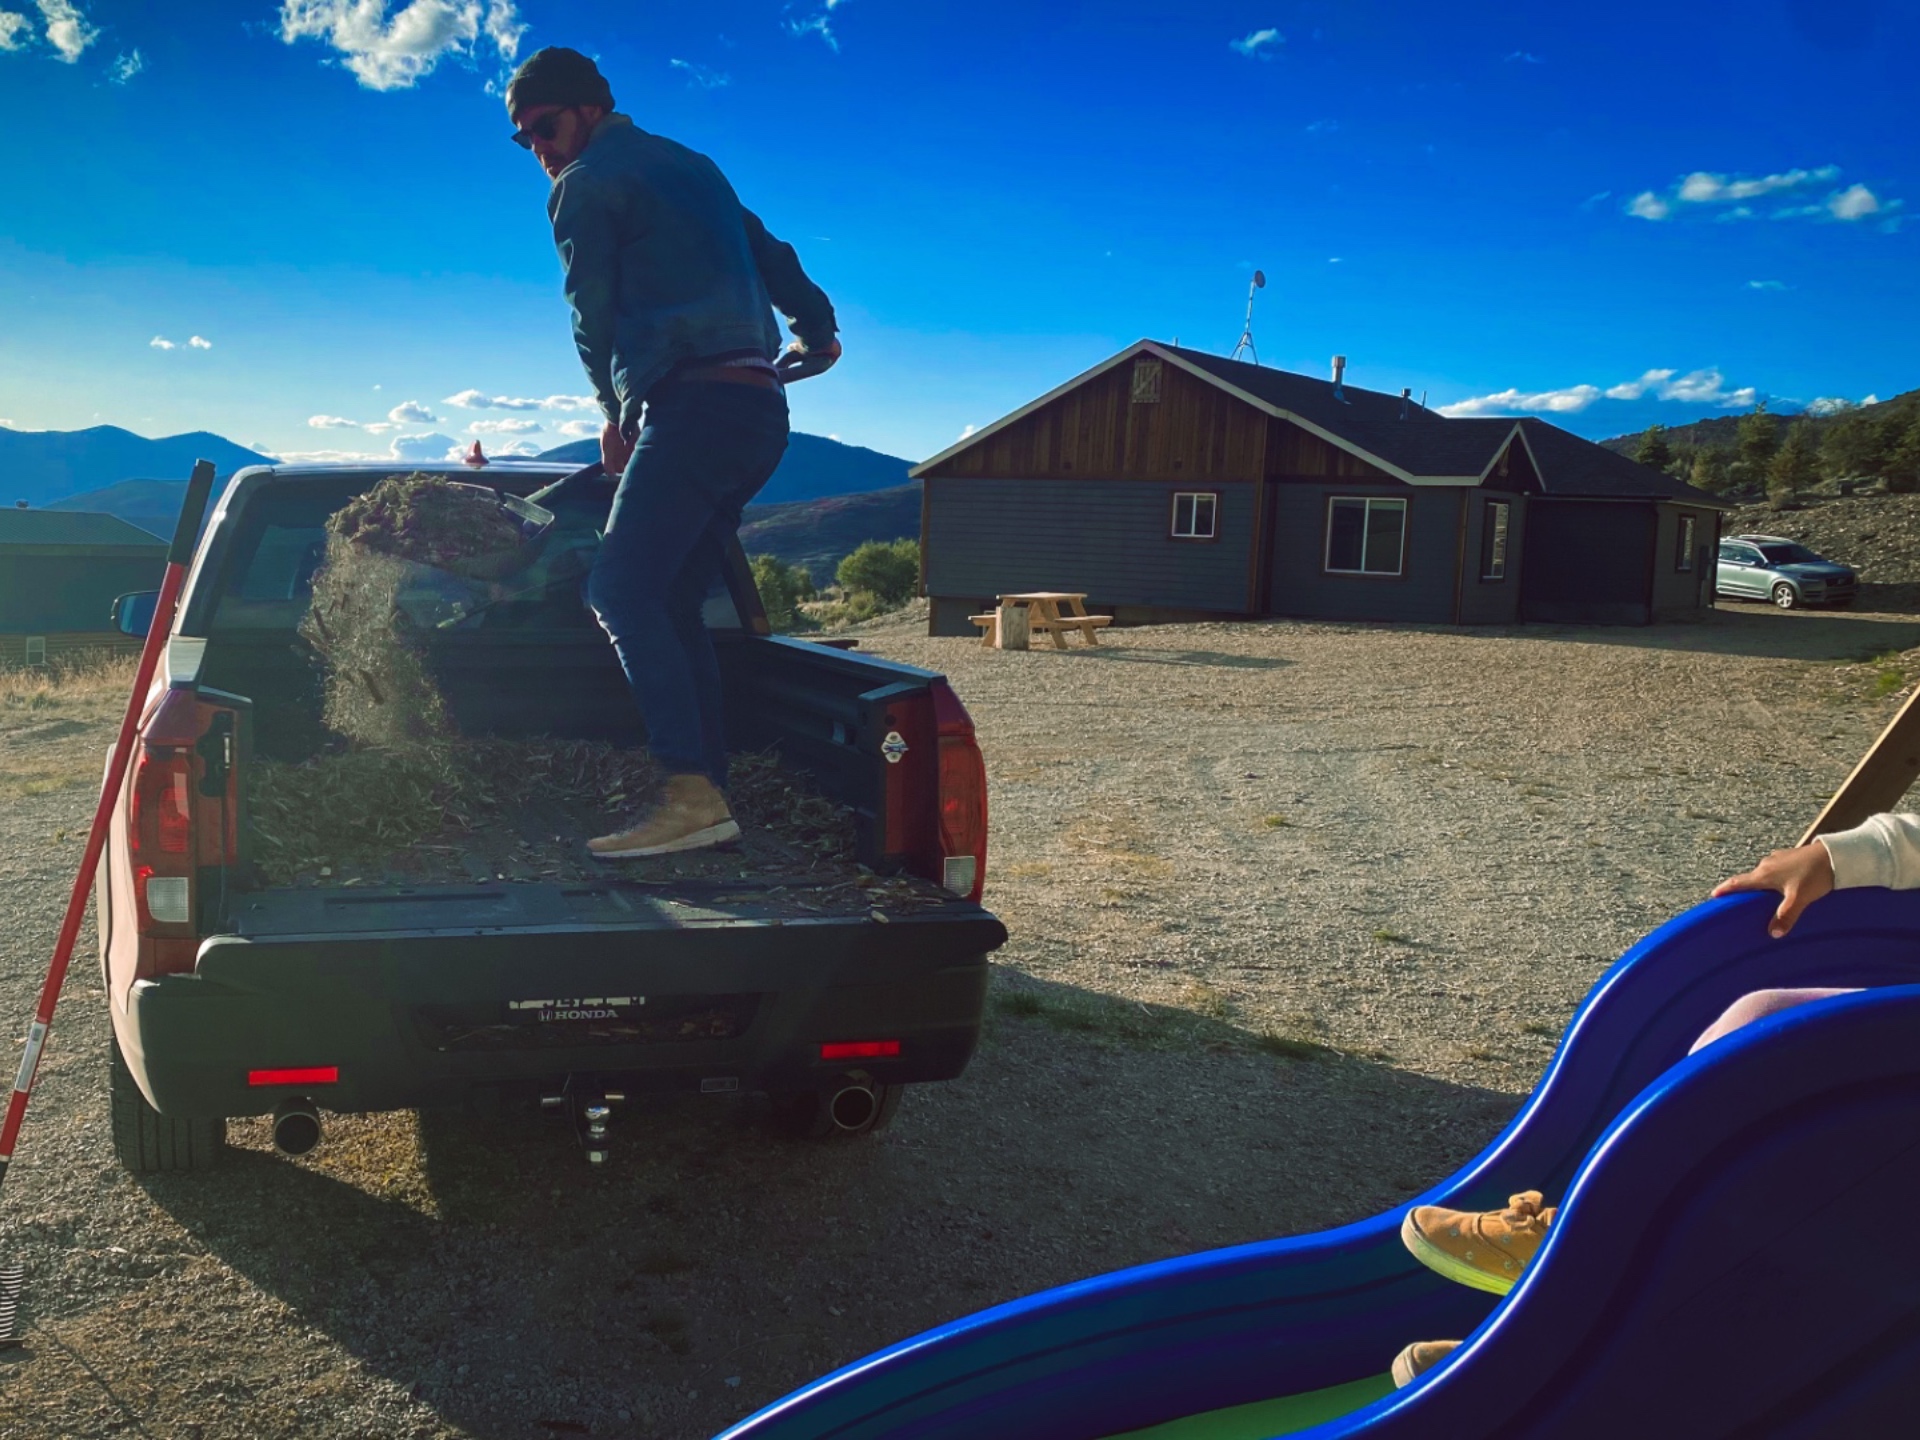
[541,1075,626,1165]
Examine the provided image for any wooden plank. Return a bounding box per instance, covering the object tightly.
[1801,686,1920,844]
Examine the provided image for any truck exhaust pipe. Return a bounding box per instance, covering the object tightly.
[272,1099,323,1157]
[828,1083,880,1133]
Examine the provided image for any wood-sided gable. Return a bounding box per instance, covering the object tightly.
[916,351,1269,484]
[1266,418,1395,481]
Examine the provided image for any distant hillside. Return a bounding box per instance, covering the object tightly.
[44,479,191,539]
[1598,387,1920,457]
[536,431,912,506]
[0,425,270,508]
[739,483,921,583]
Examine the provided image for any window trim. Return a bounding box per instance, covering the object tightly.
[1323,495,1408,577]
[23,636,47,667]
[1675,514,1696,573]
[1170,490,1220,542]
[1480,499,1510,582]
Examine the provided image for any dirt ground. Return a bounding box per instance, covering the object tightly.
[2,602,1917,1439]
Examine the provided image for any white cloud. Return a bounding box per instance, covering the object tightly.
[1437,384,1602,418]
[1504,50,1542,63]
[388,399,437,423]
[1828,183,1882,221]
[1578,190,1612,211]
[785,7,839,51]
[1747,279,1789,291]
[1604,368,1676,400]
[1660,367,1754,406]
[0,11,30,50]
[1713,205,1754,222]
[556,419,600,438]
[1678,166,1836,203]
[1230,27,1282,58]
[307,414,361,429]
[362,421,401,434]
[443,389,596,412]
[35,0,95,62]
[1627,190,1671,221]
[670,57,730,88]
[108,46,141,83]
[958,424,979,441]
[187,334,212,349]
[277,0,526,91]
[491,439,543,456]
[1304,118,1337,134]
[469,418,542,434]
[149,336,176,350]
[1805,397,1856,416]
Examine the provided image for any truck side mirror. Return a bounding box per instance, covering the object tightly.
[112,590,160,638]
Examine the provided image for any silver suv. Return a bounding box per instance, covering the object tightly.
[1716,534,1857,609]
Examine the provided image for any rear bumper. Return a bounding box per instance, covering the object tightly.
[114,909,1004,1118]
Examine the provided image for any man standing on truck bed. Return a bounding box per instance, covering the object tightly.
[505,46,841,857]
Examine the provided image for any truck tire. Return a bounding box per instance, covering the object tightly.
[110,1037,225,1174]
[770,1082,903,1140]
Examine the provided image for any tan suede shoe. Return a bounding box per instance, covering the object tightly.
[1391,1339,1460,1388]
[1401,1191,1556,1295]
[588,774,741,858]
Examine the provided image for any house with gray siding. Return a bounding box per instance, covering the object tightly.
[0,507,165,665]
[914,341,1728,632]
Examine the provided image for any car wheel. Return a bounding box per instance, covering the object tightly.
[110,1035,225,1174]
[1771,582,1799,610]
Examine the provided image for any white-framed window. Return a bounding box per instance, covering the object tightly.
[1481,500,1510,581]
[1676,514,1696,572]
[24,636,47,666]
[1131,356,1163,404]
[1171,491,1218,540]
[1325,497,1407,576]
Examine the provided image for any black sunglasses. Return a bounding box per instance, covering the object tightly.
[510,109,568,149]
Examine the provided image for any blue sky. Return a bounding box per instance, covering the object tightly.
[0,0,1914,466]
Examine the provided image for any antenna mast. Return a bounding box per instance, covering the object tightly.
[1231,270,1266,364]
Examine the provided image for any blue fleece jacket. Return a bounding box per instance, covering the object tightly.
[547,114,838,431]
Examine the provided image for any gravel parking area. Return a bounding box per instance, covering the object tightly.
[3,603,1918,1439]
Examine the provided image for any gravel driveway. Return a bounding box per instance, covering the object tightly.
[3,603,1916,1439]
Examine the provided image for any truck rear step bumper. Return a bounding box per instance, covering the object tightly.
[118,906,1004,1118]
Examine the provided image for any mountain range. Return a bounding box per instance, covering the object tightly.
[1595,386,1919,457]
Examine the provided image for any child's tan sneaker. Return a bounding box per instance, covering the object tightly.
[1401,1190,1555,1295]
[1390,1339,1460,1388]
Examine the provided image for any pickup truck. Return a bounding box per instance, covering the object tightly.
[98,460,1006,1172]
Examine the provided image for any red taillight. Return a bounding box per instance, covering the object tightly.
[820,1041,901,1061]
[248,1066,339,1087]
[130,749,194,935]
[125,687,239,976]
[932,682,987,901]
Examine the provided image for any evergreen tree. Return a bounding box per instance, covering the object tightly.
[1889,411,1920,495]
[1822,410,1891,482]
[1690,446,1735,495]
[1767,419,1821,509]
[1635,424,1673,471]
[1736,402,1779,487]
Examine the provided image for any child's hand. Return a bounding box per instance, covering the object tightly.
[1712,843,1835,938]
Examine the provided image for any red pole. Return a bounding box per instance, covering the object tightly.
[0,460,216,1192]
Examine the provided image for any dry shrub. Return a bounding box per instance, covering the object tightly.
[0,650,140,707]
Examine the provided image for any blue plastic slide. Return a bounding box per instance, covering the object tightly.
[717,887,1920,1439]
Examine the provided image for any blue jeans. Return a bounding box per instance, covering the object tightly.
[586,381,789,787]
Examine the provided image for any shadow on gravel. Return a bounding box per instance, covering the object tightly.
[136,975,1515,1440]
[1075,649,1295,672]
[1494,608,1920,662]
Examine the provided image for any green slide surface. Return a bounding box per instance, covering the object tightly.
[1107,1373,1394,1440]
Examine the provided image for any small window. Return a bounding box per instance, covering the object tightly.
[1676,515,1696,572]
[1325,497,1407,576]
[1481,500,1510,581]
[1171,491,1218,539]
[24,636,47,666]
[1131,356,1163,405]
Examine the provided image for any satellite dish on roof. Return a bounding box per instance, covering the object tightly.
[1232,269,1267,364]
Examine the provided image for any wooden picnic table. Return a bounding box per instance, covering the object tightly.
[969,592,1113,649]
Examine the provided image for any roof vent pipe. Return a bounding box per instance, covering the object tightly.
[1400,387,1411,420]
[1331,354,1347,402]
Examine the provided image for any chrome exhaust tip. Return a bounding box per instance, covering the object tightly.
[272,1099,323,1157]
[828,1084,880,1133]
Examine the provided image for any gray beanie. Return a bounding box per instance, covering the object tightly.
[505,47,615,118]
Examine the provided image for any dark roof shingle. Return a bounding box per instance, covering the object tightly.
[0,508,168,548]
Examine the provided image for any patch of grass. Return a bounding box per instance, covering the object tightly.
[1520,1021,1557,1037]
[1371,927,1412,945]
[1254,1032,1331,1062]
[1463,1045,1501,1062]
[1262,813,1291,829]
[1177,980,1233,1021]
[1001,860,1055,879]
[992,991,1046,1018]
